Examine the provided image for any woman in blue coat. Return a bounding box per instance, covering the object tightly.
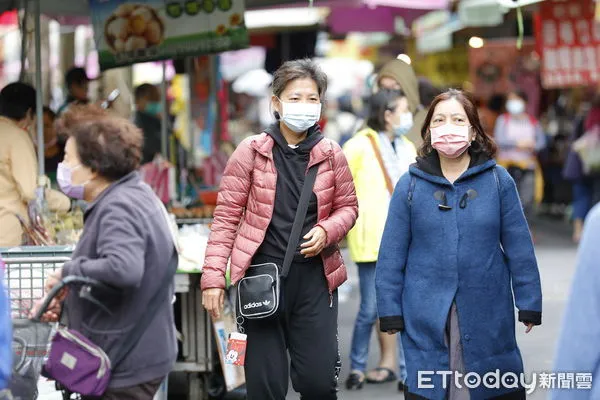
[376,89,542,400]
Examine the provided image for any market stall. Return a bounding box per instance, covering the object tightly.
[1,0,251,398]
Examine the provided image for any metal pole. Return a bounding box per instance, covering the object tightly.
[161,60,168,158]
[34,0,44,177]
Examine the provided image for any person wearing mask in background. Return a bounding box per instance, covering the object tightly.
[494,91,546,225]
[377,59,427,147]
[0,83,70,247]
[552,204,600,400]
[343,89,415,391]
[376,89,542,399]
[42,107,66,185]
[201,59,358,400]
[0,256,11,399]
[134,83,163,164]
[57,67,91,115]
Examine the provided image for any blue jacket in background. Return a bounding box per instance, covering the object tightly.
[376,152,542,399]
[552,204,600,400]
[0,262,11,390]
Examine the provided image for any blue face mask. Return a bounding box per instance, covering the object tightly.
[145,102,162,116]
[392,112,414,137]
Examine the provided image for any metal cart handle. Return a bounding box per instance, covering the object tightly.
[2,256,71,264]
[32,276,117,321]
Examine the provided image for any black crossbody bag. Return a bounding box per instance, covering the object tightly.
[237,164,319,319]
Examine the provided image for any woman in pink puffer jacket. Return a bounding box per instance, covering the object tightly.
[201,59,358,400]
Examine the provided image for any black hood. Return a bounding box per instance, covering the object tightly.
[264,122,324,155]
[415,147,492,178]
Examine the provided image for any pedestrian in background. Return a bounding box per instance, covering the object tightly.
[134,83,163,165]
[562,100,596,243]
[41,107,66,186]
[0,255,11,398]
[377,59,427,147]
[552,204,600,400]
[201,59,358,400]
[494,91,546,223]
[57,67,91,115]
[0,82,70,247]
[343,89,415,391]
[376,89,542,399]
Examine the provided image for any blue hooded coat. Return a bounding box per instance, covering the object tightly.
[376,151,542,399]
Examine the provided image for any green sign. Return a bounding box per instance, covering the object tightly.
[89,0,249,70]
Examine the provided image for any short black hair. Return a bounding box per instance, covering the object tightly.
[366,89,405,133]
[272,59,328,99]
[65,67,90,88]
[134,83,159,102]
[0,82,36,120]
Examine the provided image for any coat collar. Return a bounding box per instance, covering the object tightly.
[250,132,334,167]
[84,171,141,216]
[410,150,496,187]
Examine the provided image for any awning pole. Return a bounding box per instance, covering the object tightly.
[161,60,168,158]
[34,0,44,177]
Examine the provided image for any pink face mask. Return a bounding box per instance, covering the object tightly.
[430,123,471,159]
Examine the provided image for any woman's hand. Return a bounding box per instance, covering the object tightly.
[524,322,535,333]
[202,288,225,319]
[30,297,62,322]
[30,268,67,322]
[300,226,327,258]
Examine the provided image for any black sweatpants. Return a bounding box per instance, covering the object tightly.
[242,254,340,400]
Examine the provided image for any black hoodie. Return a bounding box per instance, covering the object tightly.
[415,147,491,178]
[256,122,324,263]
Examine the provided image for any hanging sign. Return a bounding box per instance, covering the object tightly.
[536,0,600,88]
[89,0,249,71]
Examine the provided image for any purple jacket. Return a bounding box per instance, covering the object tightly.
[62,172,176,389]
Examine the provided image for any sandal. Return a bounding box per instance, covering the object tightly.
[345,371,365,390]
[366,367,397,384]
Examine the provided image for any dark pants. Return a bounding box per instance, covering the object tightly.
[81,377,163,400]
[507,167,535,221]
[243,254,340,400]
[572,179,593,220]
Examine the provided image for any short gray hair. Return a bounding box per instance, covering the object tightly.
[272,59,328,99]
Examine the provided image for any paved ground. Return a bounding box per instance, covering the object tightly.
[36,217,580,399]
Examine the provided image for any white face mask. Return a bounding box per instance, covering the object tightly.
[393,112,414,137]
[278,99,322,133]
[506,99,525,115]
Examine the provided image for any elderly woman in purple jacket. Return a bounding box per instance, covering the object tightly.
[38,105,177,400]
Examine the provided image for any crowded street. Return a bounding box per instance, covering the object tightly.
[2,0,600,399]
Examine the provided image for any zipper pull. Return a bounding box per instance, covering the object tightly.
[329,292,333,308]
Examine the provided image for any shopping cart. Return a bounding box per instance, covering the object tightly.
[1,247,113,400]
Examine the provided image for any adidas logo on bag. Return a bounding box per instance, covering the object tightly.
[243,300,271,310]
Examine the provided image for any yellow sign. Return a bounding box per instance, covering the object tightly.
[408,39,469,87]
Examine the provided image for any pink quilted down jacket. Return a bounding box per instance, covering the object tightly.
[201,132,358,293]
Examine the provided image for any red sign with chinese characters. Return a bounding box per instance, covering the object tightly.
[536,0,600,88]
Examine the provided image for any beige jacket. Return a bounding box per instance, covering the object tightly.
[0,117,70,246]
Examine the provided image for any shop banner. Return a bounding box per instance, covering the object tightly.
[89,0,249,71]
[536,0,600,89]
